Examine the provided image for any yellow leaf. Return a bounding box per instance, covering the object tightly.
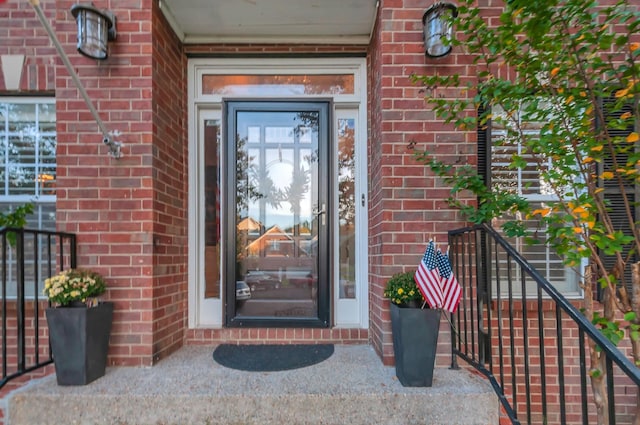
[631,42,640,52]
[583,157,594,164]
[616,88,629,98]
[627,132,639,143]
[594,188,605,194]
[601,171,614,179]
[587,221,596,229]
[621,112,632,120]
[532,208,552,217]
[565,96,575,105]
[591,145,604,152]
[550,67,560,77]
[574,227,584,234]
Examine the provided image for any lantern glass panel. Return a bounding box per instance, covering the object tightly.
[423,5,455,57]
[76,9,109,59]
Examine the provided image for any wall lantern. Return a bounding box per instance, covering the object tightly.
[422,2,458,58]
[70,3,117,60]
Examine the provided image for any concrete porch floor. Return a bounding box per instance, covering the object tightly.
[5,344,498,425]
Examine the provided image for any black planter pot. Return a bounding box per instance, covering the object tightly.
[46,301,114,386]
[390,303,441,387]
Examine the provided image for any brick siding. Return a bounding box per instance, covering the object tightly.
[1,0,638,423]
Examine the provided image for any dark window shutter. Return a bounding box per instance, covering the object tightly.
[477,105,490,188]
[597,96,637,297]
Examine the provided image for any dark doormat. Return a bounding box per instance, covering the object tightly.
[213,344,334,372]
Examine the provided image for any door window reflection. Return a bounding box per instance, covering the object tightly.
[338,118,356,299]
[234,110,320,319]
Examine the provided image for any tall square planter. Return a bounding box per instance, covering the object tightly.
[390,303,441,387]
[45,301,114,386]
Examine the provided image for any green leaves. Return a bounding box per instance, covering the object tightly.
[413,0,640,288]
[0,204,34,248]
[592,312,624,347]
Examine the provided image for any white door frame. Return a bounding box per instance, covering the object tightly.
[187,57,368,329]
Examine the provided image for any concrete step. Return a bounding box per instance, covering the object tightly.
[6,345,498,425]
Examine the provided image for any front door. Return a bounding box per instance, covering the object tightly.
[224,100,330,327]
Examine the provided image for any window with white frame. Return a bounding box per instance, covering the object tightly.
[0,99,56,227]
[489,103,581,295]
[0,98,57,298]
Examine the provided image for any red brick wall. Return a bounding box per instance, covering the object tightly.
[53,0,157,366]
[0,301,51,377]
[368,0,475,366]
[149,0,188,364]
[367,0,386,363]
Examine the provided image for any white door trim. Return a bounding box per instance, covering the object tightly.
[187,57,368,329]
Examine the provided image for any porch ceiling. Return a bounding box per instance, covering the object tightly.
[158,0,379,45]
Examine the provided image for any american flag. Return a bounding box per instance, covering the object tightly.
[414,240,443,309]
[436,249,462,313]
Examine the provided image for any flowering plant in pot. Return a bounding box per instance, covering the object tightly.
[43,268,106,307]
[383,271,426,308]
[384,270,440,387]
[43,268,113,386]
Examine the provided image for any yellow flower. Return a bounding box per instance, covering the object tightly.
[397,288,404,295]
[627,133,639,143]
[630,42,640,52]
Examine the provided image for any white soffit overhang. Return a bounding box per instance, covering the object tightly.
[159,0,379,45]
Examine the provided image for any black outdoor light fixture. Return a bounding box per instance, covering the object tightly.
[70,3,117,60]
[422,2,458,58]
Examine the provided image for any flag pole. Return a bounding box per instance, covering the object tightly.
[27,0,122,158]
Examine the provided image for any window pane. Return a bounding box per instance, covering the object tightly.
[8,103,35,133]
[202,74,355,96]
[204,119,221,299]
[338,118,356,299]
[490,103,580,295]
[0,99,57,299]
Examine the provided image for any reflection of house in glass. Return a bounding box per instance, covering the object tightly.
[237,216,262,234]
[246,225,309,258]
[239,217,317,292]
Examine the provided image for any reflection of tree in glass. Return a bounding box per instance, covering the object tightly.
[283,163,310,215]
[0,102,57,194]
[236,135,281,214]
[276,115,316,215]
[338,120,355,225]
[293,112,319,135]
[269,75,349,95]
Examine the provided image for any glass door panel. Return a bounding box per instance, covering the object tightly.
[226,101,330,327]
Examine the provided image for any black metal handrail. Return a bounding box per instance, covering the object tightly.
[449,223,640,425]
[0,227,76,389]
